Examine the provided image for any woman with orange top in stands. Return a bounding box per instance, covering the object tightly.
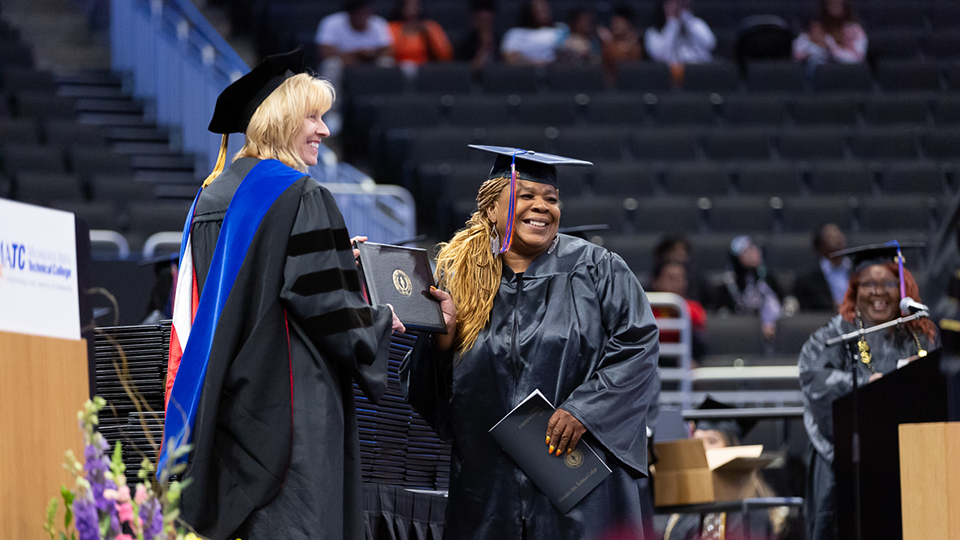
[388,0,453,66]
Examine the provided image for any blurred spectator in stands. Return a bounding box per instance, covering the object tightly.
[713,235,782,340]
[456,0,498,70]
[501,0,566,65]
[598,5,644,85]
[556,8,601,64]
[315,0,393,134]
[795,223,851,312]
[650,261,707,360]
[644,0,716,83]
[388,0,453,67]
[792,0,867,70]
[655,236,706,302]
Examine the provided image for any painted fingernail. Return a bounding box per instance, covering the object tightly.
[556,448,562,456]
[546,436,551,445]
[549,445,555,454]
[567,448,572,455]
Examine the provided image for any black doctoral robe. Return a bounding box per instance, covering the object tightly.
[180,157,393,540]
[401,234,661,540]
[797,315,938,540]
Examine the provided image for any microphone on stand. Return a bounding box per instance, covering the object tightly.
[900,297,930,315]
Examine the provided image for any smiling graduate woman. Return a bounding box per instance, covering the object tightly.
[158,48,402,540]
[798,242,939,540]
[401,145,661,539]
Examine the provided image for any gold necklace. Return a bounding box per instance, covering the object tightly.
[855,311,877,374]
[910,329,928,358]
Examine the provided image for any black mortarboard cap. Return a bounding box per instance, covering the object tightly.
[468,145,592,188]
[207,48,305,135]
[830,241,925,273]
[694,396,758,443]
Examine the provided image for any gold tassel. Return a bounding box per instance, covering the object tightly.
[201,134,229,188]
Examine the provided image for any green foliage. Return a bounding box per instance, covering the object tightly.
[60,486,74,530]
[43,498,58,540]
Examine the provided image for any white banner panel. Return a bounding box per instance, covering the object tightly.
[0,199,80,340]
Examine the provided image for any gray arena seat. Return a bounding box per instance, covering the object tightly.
[480,64,540,94]
[559,197,630,232]
[634,197,701,234]
[781,196,853,232]
[631,130,699,161]
[812,63,873,92]
[616,62,672,93]
[722,95,787,126]
[874,60,941,92]
[778,128,847,160]
[683,62,740,93]
[662,163,731,195]
[736,162,802,195]
[589,162,656,196]
[705,314,765,356]
[850,128,920,160]
[862,96,930,126]
[745,62,804,93]
[792,95,858,125]
[808,161,874,194]
[707,197,775,233]
[858,196,934,232]
[584,93,647,125]
[923,128,960,159]
[545,64,605,93]
[342,66,406,97]
[15,172,84,205]
[415,62,473,94]
[703,128,772,160]
[880,162,946,194]
[447,95,512,126]
[515,94,579,126]
[553,127,627,162]
[652,94,717,126]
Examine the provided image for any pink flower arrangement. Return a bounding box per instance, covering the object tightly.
[43,398,194,540]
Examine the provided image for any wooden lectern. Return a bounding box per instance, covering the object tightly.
[899,422,960,540]
[0,331,89,540]
[832,352,949,540]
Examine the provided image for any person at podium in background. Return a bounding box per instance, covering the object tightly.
[664,397,787,540]
[797,243,938,540]
[158,49,402,540]
[401,145,661,539]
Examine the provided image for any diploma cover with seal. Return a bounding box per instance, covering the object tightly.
[489,390,612,513]
[354,241,446,333]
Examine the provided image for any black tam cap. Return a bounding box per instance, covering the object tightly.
[207,48,305,135]
[468,145,592,188]
[694,396,757,443]
[830,241,925,273]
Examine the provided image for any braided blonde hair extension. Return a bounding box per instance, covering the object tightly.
[435,176,510,353]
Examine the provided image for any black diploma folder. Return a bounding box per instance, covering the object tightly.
[489,390,611,513]
[355,241,446,333]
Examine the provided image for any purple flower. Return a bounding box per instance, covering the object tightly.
[72,497,100,540]
[83,437,116,513]
[139,498,164,540]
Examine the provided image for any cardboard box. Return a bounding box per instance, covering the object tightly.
[652,439,775,506]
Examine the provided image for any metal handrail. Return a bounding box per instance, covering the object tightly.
[142,231,182,259]
[647,291,694,407]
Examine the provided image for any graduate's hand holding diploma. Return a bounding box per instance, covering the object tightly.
[545,408,586,457]
[428,286,457,351]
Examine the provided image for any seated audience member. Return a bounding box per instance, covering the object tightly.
[315,0,394,70]
[712,235,782,340]
[655,236,706,302]
[456,0,498,70]
[664,397,787,540]
[556,8,601,64]
[792,0,867,68]
[598,5,644,84]
[501,0,566,65]
[795,223,851,312]
[644,0,716,68]
[388,0,453,66]
[650,261,707,360]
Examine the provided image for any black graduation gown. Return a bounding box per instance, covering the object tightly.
[797,315,938,540]
[180,157,393,540]
[401,234,661,540]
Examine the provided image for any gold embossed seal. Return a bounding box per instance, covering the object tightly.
[392,269,412,296]
[564,449,584,469]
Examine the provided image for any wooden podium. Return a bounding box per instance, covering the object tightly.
[899,422,960,540]
[0,331,89,540]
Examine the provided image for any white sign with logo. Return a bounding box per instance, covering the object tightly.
[0,199,80,340]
